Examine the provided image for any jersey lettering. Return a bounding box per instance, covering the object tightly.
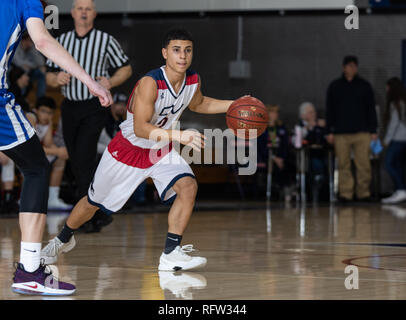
[159,104,184,116]
[157,117,168,128]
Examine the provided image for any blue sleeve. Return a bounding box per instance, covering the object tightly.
[22,0,44,28]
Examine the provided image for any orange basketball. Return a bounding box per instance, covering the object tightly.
[226,96,268,139]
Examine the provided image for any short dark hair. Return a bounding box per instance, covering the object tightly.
[343,55,358,66]
[36,96,56,110]
[162,28,194,48]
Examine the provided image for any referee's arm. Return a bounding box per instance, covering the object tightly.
[96,36,132,90]
[46,70,70,88]
[97,64,132,90]
[45,53,70,88]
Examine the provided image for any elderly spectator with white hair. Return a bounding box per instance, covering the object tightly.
[299,102,327,135]
[298,102,329,200]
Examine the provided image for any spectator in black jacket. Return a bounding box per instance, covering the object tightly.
[325,56,378,202]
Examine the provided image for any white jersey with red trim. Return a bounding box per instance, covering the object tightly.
[120,66,199,149]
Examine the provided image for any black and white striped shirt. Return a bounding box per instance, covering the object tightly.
[46,28,129,101]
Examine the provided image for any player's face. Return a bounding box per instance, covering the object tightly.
[71,0,97,28]
[162,40,193,73]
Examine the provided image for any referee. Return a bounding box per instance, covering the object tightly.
[46,0,132,227]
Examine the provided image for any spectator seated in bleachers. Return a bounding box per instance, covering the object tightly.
[12,33,46,98]
[257,104,295,201]
[32,97,72,210]
[8,65,31,113]
[298,102,329,201]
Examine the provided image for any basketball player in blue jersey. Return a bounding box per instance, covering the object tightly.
[42,29,236,273]
[1,0,112,295]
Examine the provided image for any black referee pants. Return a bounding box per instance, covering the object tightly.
[61,98,107,201]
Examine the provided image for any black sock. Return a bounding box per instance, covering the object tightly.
[57,223,75,243]
[164,233,182,254]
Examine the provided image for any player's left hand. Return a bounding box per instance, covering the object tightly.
[96,76,112,90]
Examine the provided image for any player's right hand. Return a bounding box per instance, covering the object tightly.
[56,72,71,86]
[180,130,206,152]
[87,80,113,107]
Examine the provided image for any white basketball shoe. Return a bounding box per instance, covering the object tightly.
[158,245,207,271]
[381,190,406,204]
[41,236,76,265]
[159,271,207,299]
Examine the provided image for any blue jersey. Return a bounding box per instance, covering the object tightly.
[0,0,43,150]
[0,0,44,90]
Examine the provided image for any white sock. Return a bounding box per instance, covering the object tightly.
[20,242,42,272]
[1,159,14,183]
[49,186,59,201]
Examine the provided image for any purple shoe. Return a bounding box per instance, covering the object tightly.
[11,263,76,296]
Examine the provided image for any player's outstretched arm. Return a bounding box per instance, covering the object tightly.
[26,18,113,107]
[133,77,205,151]
[188,80,234,114]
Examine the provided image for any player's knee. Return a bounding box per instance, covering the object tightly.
[176,178,198,201]
[38,158,51,182]
[21,157,51,182]
[81,197,98,212]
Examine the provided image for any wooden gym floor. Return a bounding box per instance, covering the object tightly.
[1,203,406,300]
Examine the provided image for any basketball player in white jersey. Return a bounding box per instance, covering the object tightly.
[42,29,235,271]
